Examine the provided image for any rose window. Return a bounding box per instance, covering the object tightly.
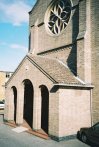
[45,0,72,36]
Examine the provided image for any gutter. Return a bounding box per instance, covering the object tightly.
[53,83,94,89]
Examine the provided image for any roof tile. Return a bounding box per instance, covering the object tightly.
[28,54,83,85]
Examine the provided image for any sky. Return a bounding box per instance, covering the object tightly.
[0,0,37,72]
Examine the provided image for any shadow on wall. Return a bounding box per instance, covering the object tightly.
[23,79,34,128]
[40,85,49,134]
[67,4,79,76]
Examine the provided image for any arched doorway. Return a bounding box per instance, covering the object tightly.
[12,86,17,123]
[40,85,49,134]
[23,79,34,128]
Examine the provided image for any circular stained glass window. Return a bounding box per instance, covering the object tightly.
[44,0,72,36]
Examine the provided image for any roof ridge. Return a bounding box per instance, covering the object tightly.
[57,59,68,69]
[56,59,86,84]
[74,76,86,85]
[28,54,59,61]
[29,53,56,58]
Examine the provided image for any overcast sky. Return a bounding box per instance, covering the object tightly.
[0,0,36,72]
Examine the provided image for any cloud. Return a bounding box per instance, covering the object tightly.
[0,41,28,52]
[0,1,31,26]
[10,44,28,51]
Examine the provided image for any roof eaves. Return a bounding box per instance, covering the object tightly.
[53,83,94,89]
[5,55,27,86]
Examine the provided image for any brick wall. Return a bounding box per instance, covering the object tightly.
[59,88,91,137]
[91,0,99,124]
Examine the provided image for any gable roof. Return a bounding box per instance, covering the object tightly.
[6,54,93,88]
[27,54,84,85]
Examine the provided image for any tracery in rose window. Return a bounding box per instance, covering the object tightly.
[45,0,72,36]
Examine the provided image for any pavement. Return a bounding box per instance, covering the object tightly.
[0,114,91,147]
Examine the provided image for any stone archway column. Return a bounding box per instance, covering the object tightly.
[4,87,14,121]
[16,85,24,125]
[33,87,41,130]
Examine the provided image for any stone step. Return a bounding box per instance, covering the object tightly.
[4,120,50,140]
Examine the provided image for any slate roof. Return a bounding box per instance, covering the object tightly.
[27,54,84,85]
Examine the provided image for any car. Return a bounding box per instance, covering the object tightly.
[0,101,5,109]
[77,122,99,146]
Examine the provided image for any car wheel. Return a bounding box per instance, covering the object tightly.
[81,133,87,143]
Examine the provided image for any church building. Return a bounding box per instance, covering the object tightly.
[4,0,99,141]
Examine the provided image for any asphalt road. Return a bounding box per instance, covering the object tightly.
[0,115,91,147]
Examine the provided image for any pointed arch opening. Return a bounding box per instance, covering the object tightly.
[40,85,49,134]
[12,86,17,123]
[23,79,34,128]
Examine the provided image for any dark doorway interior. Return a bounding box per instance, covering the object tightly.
[23,80,33,128]
[40,85,49,134]
[12,86,17,123]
